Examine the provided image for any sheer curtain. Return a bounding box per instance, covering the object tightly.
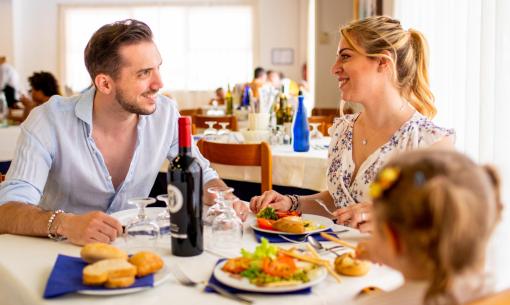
[394,0,510,290]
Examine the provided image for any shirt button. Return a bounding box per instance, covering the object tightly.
[107,176,112,180]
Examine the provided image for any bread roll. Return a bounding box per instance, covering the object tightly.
[105,276,136,289]
[82,259,137,286]
[128,251,164,277]
[80,242,128,263]
[273,216,305,234]
[334,252,370,276]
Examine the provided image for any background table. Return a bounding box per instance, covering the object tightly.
[0,214,404,305]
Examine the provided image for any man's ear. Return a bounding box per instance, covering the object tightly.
[94,74,113,94]
[377,50,393,72]
[382,222,402,255]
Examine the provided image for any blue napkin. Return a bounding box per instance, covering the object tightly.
[43,254,154,298]
[204,259,311,295]
[254,228,334,243]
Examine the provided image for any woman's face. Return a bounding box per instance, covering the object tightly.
[331,37,382,104]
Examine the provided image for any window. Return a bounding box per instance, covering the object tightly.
[61,4,253,93]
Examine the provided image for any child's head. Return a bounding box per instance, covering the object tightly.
[368,149,502,304]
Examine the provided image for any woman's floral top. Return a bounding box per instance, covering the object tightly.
[327,112,455,208]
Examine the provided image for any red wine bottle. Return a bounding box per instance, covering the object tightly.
[168,116,203,256]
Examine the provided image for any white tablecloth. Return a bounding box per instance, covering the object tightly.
[0,215,404,305]
[0,126,20,162]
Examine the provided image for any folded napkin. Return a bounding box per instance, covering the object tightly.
[204,259,311,295]
[254,228,334,243]
[43,254,154,298]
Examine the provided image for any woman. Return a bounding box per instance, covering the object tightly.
[19,71,60,120]
[250,16,454,232]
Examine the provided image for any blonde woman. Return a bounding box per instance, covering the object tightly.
[250,16,454,232]
[354,149,502,305]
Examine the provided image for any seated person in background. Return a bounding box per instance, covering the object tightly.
[249,16,454,232]
[0,19,249,246]
[19,71,61,120]
[0,55,20,108]
[209,87,225,105]
[266,70,281,89]
[250,66,267,99]
[353,149,502,305]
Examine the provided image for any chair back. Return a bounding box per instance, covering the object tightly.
[0,174,5,183]
[179,108,202,116]
[193,115,238,131]
[311,107,340,117]
[197,139,272,193]
[464,289,510,305]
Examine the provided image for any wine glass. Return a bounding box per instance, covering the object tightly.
[203,121,217,139]
[211,196,243,251]
[309,123,324,140]
[156,194,170,236]
[203,186,234,226]
[217,122,230,136]
[123,197,160,252]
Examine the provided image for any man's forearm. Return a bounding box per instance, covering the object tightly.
[0,202,52,236]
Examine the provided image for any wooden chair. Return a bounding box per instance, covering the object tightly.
[464,289,510,305]
[193,115,238,131]
[308,115,333,136]
[0,174,5,183]
[311,107,340,117]
[197,139,272,193]
[179,108,202,116]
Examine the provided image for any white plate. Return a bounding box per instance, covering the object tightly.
[110,207,166,225]
[250,214,334,236]
[77,265,171,296]
[214,261,327,293]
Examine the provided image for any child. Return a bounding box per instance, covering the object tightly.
[355,149,503,305]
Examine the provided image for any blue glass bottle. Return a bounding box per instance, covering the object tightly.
[292,91,310,152]
[242,86,251,108]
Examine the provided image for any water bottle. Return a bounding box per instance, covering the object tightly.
[292,91,310,152]
[0,92,8,127]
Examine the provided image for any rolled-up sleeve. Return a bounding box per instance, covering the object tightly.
[0,126,52,205]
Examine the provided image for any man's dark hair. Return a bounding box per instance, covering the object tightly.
[28,71,60,97]
[254,67,266,79]
[84,19,153,81]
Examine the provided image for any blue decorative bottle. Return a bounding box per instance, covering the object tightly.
[292,91,310,152]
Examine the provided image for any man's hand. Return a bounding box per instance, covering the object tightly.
[249,190,292,214]
[333,202,373,233]
[60,211,123,246]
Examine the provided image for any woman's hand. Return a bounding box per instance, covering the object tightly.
[233,200,250,222]
[249,190,292,213]
[333,202,373,233]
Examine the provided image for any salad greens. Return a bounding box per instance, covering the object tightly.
[256,207,278,220]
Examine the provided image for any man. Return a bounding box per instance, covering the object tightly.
[0,19,248,246]
[0,55,20,108]
[19,71,61,120]
[249,66,267,99]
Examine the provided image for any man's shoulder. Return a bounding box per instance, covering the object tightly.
[22,95,79,130]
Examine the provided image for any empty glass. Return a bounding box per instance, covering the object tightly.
[203,186,234,226]
[156,194,170,235]
[123,197,160,252]
[217,122,230,136]
[309,123,324,140]
[211,195,243,250]
[203,121,217,139]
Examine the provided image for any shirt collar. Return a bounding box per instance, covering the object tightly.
[75,86,95,136]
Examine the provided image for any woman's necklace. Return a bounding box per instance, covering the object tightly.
[360,101,408,145]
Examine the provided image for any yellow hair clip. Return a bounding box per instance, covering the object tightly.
[369,167,400,199]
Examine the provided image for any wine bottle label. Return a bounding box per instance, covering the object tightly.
[167,184,184,213]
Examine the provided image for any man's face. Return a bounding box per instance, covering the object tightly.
[113,41,163,115]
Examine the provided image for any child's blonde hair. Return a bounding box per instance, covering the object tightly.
[372,150,502,305]
[340,16,436,118]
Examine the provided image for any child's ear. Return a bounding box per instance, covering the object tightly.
[382,222,402,254]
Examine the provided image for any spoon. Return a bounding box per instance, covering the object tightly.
[307,236,340,257]
[314,199,336,216]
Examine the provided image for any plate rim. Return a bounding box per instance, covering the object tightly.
[76,264,171,296]
[250,213,334,236]
[213,260,327,293]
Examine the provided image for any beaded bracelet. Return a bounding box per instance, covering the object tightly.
[286,194,301,211]
[47,209,67,241]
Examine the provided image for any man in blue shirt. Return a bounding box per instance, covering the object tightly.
[0,19,248,245]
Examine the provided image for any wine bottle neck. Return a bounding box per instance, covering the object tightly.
[179,147,191,155]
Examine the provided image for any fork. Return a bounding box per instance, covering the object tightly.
[278,229,349,243]
[314,199,336,216]
[171,265,253,304]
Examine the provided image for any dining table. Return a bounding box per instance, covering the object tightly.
[0,210,404,305]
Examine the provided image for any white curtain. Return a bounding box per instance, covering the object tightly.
[394,0,510,290]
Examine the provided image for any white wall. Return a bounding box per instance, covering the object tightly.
[314,0,353,108]
[5,0,307,93]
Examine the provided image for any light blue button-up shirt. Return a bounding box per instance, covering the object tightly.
[0,88,218,214]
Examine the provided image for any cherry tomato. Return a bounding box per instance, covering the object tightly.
[257,218,275,230]
[262,254,297,278]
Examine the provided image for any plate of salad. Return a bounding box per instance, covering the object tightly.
[250,207,334,235]
[214,238,327,292]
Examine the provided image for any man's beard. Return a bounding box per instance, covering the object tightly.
[115,87,157,115]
